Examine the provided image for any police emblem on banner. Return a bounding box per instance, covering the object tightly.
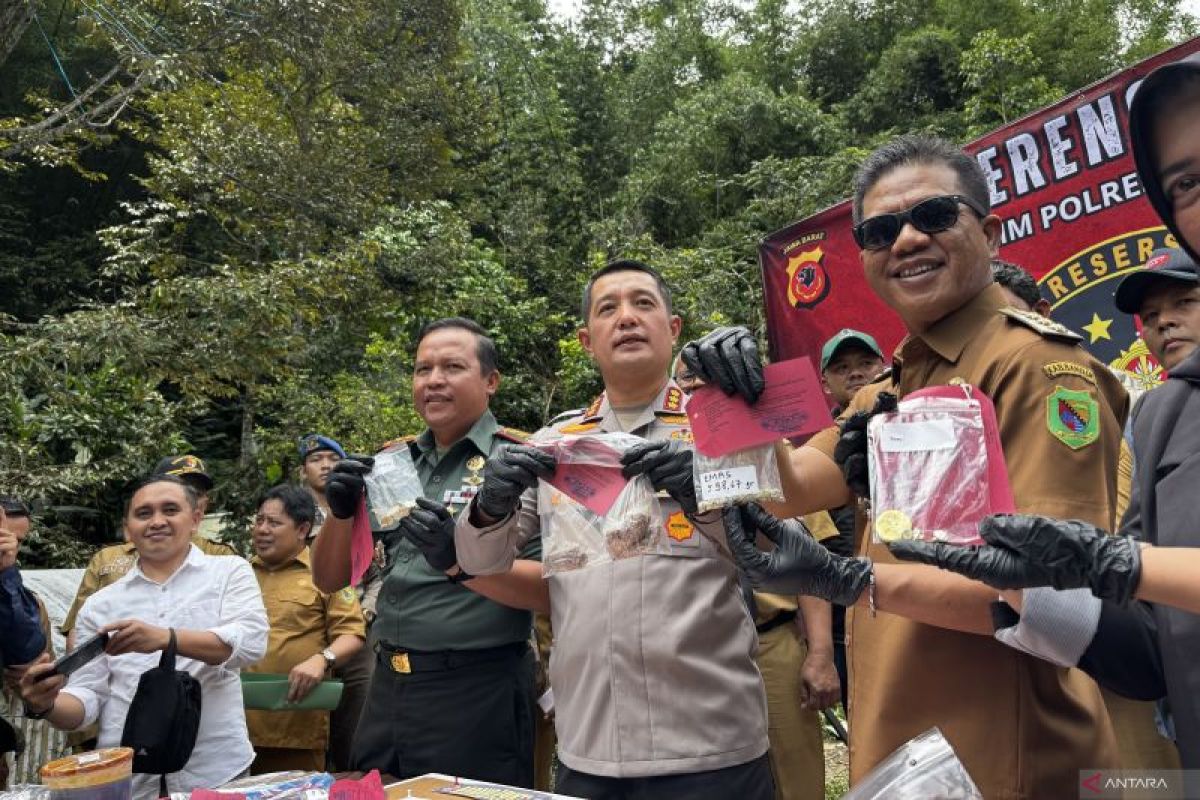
[785,245,831,310]
[1040,227,1176,392]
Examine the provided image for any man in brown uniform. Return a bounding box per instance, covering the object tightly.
[687,135,1123,797]
[246,485,365,773]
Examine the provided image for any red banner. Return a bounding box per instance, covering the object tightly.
[761,37,1200,395]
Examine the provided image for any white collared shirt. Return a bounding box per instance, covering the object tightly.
[64,545,268,800]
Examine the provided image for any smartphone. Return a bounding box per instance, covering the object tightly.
[45,631,109,679]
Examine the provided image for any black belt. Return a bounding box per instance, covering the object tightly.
[374,640,526,674]
[756,610,797,635]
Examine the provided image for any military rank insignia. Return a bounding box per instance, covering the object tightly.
[1047,386,1099,449]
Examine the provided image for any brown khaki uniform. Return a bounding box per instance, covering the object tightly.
[807,284,1124,799]
[245,547,366,751]
[61,536,237,635]
[753,513,836,800]
[455,382,769,779]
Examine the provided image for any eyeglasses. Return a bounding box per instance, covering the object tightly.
[852,194,987,250]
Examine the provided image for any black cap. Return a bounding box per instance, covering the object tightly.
[1114,248,1200,314]
[152,455,214,491]
[1129,56,1200,262]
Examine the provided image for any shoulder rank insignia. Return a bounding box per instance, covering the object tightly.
[583,394,605,420]
[550,408,584,423]
[1047,386,1099,450]
[661,386,685,413]
[999,307,1083,342]
[657,413,689,426]
[377,434,416,452]
[496,427,530,443]
[560,421,599,434]
[1042,361,1097,385]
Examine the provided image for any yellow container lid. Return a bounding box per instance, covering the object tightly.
[41,748,134,789]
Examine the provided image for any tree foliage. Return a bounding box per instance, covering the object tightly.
[0,0,1195,562]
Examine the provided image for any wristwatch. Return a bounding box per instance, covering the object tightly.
[321,648,336,669]
[23,702,51,720]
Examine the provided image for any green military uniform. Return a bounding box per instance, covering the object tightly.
[351,409,539,787]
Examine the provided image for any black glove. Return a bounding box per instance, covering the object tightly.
[475,445,557,521]
[399,497,458,572]
[888,514,1143,604]
[680,326,765,404]
[832,392,897,498]
[325,456,375,519]
[620,439,697,514]
[723,503,872,606]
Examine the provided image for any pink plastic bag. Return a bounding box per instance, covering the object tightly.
[867,385,1014,546]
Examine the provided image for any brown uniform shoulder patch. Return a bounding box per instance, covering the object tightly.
[1042,361,1097,385]
[999,307,1083,343]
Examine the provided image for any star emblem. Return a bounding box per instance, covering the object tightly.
[1081,313,1113,343]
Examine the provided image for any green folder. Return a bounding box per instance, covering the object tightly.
[241,674,345,711]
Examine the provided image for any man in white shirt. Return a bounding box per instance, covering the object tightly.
[20,475,268,800]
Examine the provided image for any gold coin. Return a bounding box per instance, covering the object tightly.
[875,509,913,542]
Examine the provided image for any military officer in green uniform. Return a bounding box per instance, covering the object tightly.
[312,317,541,787]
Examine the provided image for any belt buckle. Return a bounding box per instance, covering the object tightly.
[390,652,411,674]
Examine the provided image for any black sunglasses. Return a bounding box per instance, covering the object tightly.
[853,194,987,250]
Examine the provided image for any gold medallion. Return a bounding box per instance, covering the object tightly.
[466,455,486,472]
[875,509,914,542]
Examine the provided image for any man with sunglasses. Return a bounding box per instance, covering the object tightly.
[685,135,1126,797]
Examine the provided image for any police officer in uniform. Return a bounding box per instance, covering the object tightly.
[312,317,540,786]
[454,260,773,800]
[686,136,1125,798]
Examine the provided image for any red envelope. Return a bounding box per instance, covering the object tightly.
[532,438,628,516]
[687,357,830,457]
[350,496,374,586]
[329,769,385,800]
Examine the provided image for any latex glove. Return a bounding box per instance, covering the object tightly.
[832,392,897,498]
[326,456,375,520]
[723,503,872,606]
[680,326,765,404]
[620,439,697,514]
[475,445,556,521]
[889,514,1142,605]
[400,497,458,572]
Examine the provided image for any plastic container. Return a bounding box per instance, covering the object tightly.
[240,674,345,710]
[40,748,133,800]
